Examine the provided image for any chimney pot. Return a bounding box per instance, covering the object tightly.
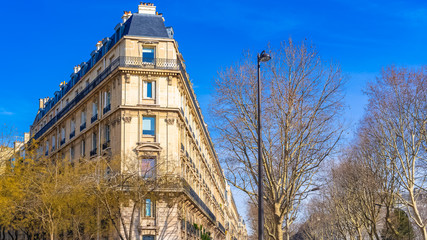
[39,99,44,109]
[96,41,103,50]
[122,11,132,22]
[138,2,156,14]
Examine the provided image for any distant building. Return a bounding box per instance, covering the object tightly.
[29,3,247,240]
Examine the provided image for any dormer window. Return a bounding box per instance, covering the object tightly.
[142,47,155,63]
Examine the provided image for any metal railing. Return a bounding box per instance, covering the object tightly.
[90,148,97,157]
[103,104,111,114]
[102,140,110,150]
[182,179,216,223]
[80,122,86,131]
[218,222,225,234]
[91,114,98,123]
[120,57,180,70]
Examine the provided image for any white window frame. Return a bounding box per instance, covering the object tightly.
[143,81,156,99]
[81,110,86,124]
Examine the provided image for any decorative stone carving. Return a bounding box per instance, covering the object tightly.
[111,116,121,126]
[122,116,132,123]
[165,118,175,125]
[125,74,131,83]
[134,142,162,156]
[168,76,173,86]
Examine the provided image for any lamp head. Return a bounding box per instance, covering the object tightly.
[258,50,271,62]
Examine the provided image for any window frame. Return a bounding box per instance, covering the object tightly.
[92,132,97,151]
[144,199,155,218]
[142,116,156,136]
[142,46,155,64]
[143,81,156,99]
[81,139,86,156]
[140,157,156,178]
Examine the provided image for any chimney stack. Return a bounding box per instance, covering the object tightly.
[96,41,103,51]
[121,11,132,22]
[138,2,156,15]
[73,65,81,73]
[39,99,44,109]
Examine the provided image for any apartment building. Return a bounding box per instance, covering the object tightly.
[29,3,247,240]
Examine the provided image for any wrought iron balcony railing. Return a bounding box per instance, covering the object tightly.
[182,179,216,223]
[120,56,180,70]
[218,222,225,234]
[103,104,111,114]
[102,140,110,150]
[90,148,97,157]
[80,122,86,131]
[91,114,98,123]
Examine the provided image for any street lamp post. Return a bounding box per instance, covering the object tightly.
[257,50,271,240]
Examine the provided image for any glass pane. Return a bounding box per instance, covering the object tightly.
[145,199,152,217]
[141,158,155,177]
[142,48,155,63]
[143,117,155,135]
[143,236,154,240]
[146,82,152,98]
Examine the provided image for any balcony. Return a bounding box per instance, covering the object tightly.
[90,148,97,157]
[182,179,216,223]
[69,130,75,139]
[102,140,110,150]
[121,57,180,70]
[80,122,86,131]
[60,138,65,146]
[218,222,225,234]
[91,114,98,123]
[103,104,111,114]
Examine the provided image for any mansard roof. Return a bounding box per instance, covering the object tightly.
[124,13,170,39]
[32,13,172,126]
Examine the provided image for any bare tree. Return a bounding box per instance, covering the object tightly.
[364,66,427,238]
[211,39,345,240]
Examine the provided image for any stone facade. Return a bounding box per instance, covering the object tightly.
[29,3,247,240]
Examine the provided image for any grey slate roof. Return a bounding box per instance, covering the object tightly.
[124,13,170,38]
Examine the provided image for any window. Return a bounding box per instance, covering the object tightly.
[61,127,66,142]
[52,135,56,150]
[81,110,86,123]
[142,117,155,136]
[81,140,86,156]
[70,146,75,160]
[45,141,49,154]
[92,132,97,151]
[145,199,154,217]
[70,119,75,132]
[143,81,155,99]
[104,91,111,107]
[103,91,111,114]
[92,102,98,116]
[143,236,155,240]
[91,102,98,123]
[142,47,155,63]
[141,158,155,178]
[105,125,110,142]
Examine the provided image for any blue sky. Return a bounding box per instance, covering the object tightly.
[1,0,426,224]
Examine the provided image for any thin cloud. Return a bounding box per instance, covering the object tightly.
[0,108,14,116]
